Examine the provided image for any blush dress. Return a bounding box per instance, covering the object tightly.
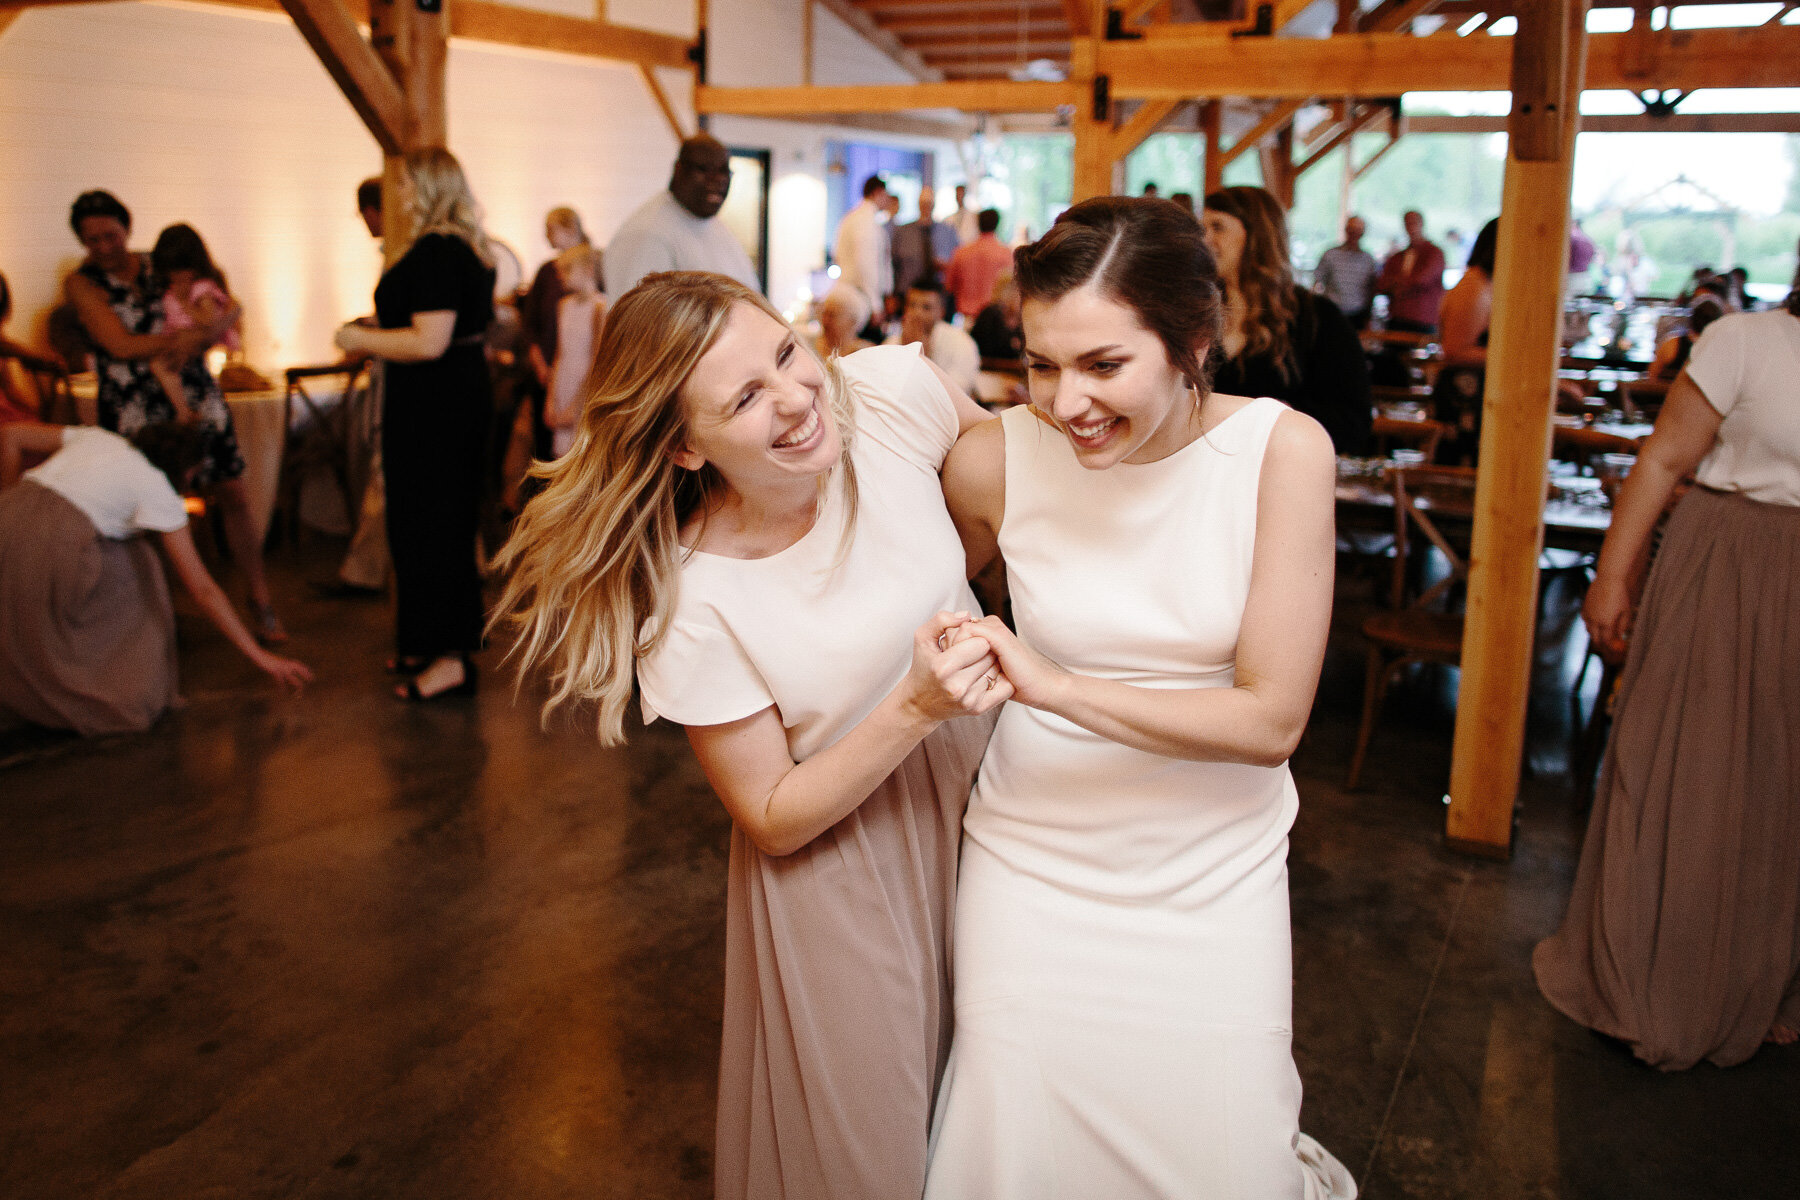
[925,398,1355,1200]
[636,344,996,1200]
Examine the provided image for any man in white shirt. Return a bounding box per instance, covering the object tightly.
[1313,215,1379,329]
[606,135,761,298]
[950,183,980,246]
[885,283,979,396]
[833,175,893,325]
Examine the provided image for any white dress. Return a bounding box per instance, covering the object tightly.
[925,398,1355,1200]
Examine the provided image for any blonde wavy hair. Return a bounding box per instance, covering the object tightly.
[399,146,493,266]
[1204,185,1299,384]
[490,271,861,744]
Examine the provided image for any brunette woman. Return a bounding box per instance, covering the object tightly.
[1201,186,1371,455]
[927,198,1353,1199]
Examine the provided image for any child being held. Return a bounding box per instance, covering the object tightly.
[545,244,606,458]
[149,224,240,422]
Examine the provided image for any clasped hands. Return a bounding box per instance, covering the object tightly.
[906,610,1064,723]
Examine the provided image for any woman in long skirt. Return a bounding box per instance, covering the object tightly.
[492,272,1004,1198]
[1534,288,1800,1069]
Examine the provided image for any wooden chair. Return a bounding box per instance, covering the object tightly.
[0,351,78,425]
[1552,424,1641,471]
[277,361,369,543]
[1346,465,1477,789]
[1370,413,1453,462]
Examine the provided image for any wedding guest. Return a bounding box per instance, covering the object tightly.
[0,420,310,735]
[813,283,873,360]
[944,209,1013,323]
[335,148,495,702]
[608,136,759,297]
[1202,186,1371,455]
[1535,275,1800,1069]
[969,274,1024,362]
[1377,209,1447,333]
[1,271,64,426]
[950,183,980,246]
[887,283,979,396]
[492,271,1000,1199]
[1313,215,1379,330]
[544,244,607,458]
[834,174,893,326]
[64,190,286,644]
[891,185,958,296]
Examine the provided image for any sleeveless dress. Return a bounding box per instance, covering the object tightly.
[78,259,244,485]
[925,398,1355,1200]
[635,344,996,1200]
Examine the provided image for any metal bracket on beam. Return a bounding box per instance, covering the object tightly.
[1231,3,1275,38]
[1093,73,1111,122]
[1105,8,1144,40]
[1636,88,1688,118]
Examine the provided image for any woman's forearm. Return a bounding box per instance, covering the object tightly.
[1590,453,1680,591]
[749,686,944,855]
[1042,673,1305,768]
[351,326,445,363]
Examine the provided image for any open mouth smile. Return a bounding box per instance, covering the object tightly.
[772,404,823,451]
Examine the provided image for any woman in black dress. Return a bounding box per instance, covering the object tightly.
[1200,187,1371,456]
[335,150,495,701]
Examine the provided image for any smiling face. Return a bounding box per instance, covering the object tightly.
[1199,208,1246,287]
[671,140,732,220]
[674,302,839,500]
[1021,282,1200,469]
[76,216,133,276]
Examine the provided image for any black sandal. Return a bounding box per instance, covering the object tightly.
[397,657,477,702]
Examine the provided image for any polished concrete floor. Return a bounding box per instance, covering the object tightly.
[2,543,1796,1199]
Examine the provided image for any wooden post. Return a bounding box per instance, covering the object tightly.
[1069,38,1113,202]
[1201,99,1223,195]
[1445,0,1589,858]
[369,0,448,265]
[1261,120,1296,208]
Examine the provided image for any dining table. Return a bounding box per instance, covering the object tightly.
[69,375,288,544]
[1336,456,1616,556]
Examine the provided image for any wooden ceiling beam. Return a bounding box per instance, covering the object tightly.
[1098,24,1800,97]
[915,39,1072,55]
[698,78,1080,115]
[806,0,946,80]
[278,0,408,155]
[1410,110,1800,132]
[876,7,1064,29]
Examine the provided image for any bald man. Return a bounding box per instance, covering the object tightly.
[606,134,761,297]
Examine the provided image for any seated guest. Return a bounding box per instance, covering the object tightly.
[1650,290,1727,382]
[0,421,311,736]
[813,284,872,360]
[968,273,1023,361]
[1201,186,1371,454]
[885,283,979,395]
[1,271,64,426]
[943,209,1013,323]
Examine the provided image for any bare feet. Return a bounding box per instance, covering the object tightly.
[1766,1021,1798,1046]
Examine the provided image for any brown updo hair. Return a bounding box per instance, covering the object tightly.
[1013,196,1223,392]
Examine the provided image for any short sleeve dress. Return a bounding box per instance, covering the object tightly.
[0,428,191,734]
[78,258,244,485]
[374,233,495,660]
[1533,308,1800,1069]
[636,343,997,1200]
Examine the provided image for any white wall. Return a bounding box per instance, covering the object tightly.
[0,0,957,367]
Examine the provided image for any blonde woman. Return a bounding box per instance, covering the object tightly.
[336,148,495,701]
[493,272,1003,1199]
